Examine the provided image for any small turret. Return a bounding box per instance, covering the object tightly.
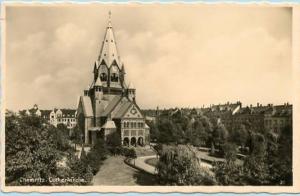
[127,82,136,102]
[94,77,103,100]
[120,63,126,87]
[93,61,98,81]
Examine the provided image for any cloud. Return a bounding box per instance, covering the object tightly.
[5,5,292,111]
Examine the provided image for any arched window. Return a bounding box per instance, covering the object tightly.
[100,73,107,81]
[110,65,119,82]
[111,73,119,82]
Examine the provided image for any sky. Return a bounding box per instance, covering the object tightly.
[5,4,292,111]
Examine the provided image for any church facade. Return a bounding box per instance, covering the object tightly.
[77,15,150,146]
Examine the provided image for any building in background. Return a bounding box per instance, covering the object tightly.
[197,102,292,135]
[20,104,77,129]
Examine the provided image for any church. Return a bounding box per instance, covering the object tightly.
[77,13,150,146]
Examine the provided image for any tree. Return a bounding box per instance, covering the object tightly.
[214,142,244,185]
[5,113,60,185]
[148,120,159,142]
[156,145,215,185]
[85,139,108,175]
[266,125,292,185]
[211,122,228,156]
[70,125,83,150]
[54,124,70,151]
[106,131,121,148]
[214,161,244,185]
[156,119,177,144]
[186,117,209,147]
[242,133,270,185]
[229,124,249,153]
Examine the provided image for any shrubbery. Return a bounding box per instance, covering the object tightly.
[156,145,216,185]
[84,139,109,175]
[5,112,93,185]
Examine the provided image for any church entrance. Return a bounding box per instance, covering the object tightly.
[130,137,137,146]
[138,137,144,146]
[123,137,129,146]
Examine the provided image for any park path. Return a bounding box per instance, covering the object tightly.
[92,156,156,185]
[131,154,212,174]
[129,155,157,175]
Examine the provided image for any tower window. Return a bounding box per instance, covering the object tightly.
[106,40,108,42]
[100,73,107,81]
[111,73,119,82]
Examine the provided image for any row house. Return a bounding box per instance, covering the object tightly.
[199,102,292,135]
[20,104,77,129]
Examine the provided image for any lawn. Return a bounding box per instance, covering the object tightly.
[145,157,159,167]
[92,156,157,185]
[135,146,157,157]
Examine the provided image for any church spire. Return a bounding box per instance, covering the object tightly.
[98,11,121,68]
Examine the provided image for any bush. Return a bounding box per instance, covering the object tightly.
[156,145,216,185]
[5,114,61,185]
[85,139,108,175]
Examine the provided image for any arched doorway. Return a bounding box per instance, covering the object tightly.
[138,137,144,146]
[123,137,129,146]
[130,137,137,146]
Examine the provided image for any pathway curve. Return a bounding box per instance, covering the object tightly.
[92,156,156,185]
[131,155,213,174]
[129,155,157,175]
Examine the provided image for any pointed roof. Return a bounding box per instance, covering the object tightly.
[98,12,121,68]
[94,77,102,86]
[93,61,98,73]
[127,82,135,89]
[79,96,93,117]
[102,119,116,129]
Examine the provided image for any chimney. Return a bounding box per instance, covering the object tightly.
[257,102,259,107]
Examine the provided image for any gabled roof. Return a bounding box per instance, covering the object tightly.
[94,77,102,86]
[100,59,107,66]
[61,109,77,117]
[113,101,132,119]
[101,95,122,117]
[80,96,93,117]
[40,110,52,117]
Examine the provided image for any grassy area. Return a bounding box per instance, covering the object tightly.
[135,146,156,157]
[145,157,159,167]
[92,156,157,185]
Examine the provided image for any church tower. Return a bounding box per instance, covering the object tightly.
[94,11,125,95]
[77,12,149,146]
